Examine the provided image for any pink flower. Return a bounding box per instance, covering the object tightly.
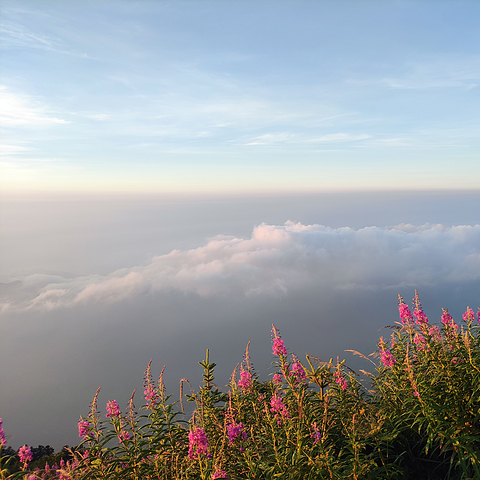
[106,400,120,418]
[398,300,413,325]
[212,470,228,479]
[411,290,428,325]
[333,370,347,391]
[271,373,282,386]
[0,418,6,447]
[273,338,287,356]
[441,310,454,326]
[463,307,475,323]
[271,324,287,356]
[144,385,158,409]
[227,421,247,445]
[118,430,130,444]
[428,325,442,342]
[290,359,306,384]
[18,445,33,464]
[188,427,208,459]
[270,393,290,424]
[442,309,459,340]
[311,422,322,444]
[238,371,252,391]
[78,419,90,439]
[413,309,428,325]
[380,350,395,368]
[413,333,426,351]
[143,360,158,409]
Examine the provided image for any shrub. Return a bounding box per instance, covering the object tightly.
[2,291,479,479]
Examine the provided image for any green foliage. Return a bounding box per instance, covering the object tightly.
[2,292,479,479]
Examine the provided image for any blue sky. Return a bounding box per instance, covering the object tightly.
[1,0,480,193]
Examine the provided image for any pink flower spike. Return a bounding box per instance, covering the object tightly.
[227,421,247,445]
[0,418,6,447]
[380,350,395,368]
[144,385,158,409]
[271,324,287,356]
[212,470,228,479]
[273,338,287,356]
[238,371,253,391]
[413,310,428,325]
[78,419,90,439]
[143,359,158,408]
[311,422,322,444]
[118,430,130,444]
[413,333,426,351]
[270,393,290,423]
[398,295,413,324]
[290,359,306,384]
[441,309,453,326]
[18,445,33,464]
[333,370,347,391]
[106,400,120,418]
[188,427,208,459]
[463,307,475,323]
[428,325,442,342]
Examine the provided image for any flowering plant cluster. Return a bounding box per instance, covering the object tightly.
[0,419,6,449]
[1,291,479,479]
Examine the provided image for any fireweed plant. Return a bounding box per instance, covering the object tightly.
[1,292,480,479]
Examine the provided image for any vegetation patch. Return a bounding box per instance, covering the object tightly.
[2,291,480,479]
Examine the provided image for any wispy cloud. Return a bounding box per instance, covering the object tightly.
[0,17,94,58]
[85,114,111,121]
[0,144,32,155]
[385,57,480,90]
[0,86,69,127]
[242,132,370,146]
[360,136,468,149]
[0,21,58,50]
[307,133,371,143]
[243,133,295,145]
[2,222,479,313]
[348,56,480,91]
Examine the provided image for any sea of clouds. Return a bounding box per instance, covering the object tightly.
[2,217,480,449]
[2,221,479,312]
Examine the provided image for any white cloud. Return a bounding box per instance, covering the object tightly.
[0,21,57,50]
[0,85,69,127]
[307,133,371,143]
[244,133,295,145]
[351,56,480,91]
[0,144,32,155]
[0,18,91,58]
[85,114,111,121]
[242,132,370,146]
[384,57,480,90]
[2,222,480,312]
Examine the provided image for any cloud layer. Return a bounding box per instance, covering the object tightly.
[2,222,480,312]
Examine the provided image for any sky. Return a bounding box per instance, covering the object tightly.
[0,0,480,451]
[1,0,480,193]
